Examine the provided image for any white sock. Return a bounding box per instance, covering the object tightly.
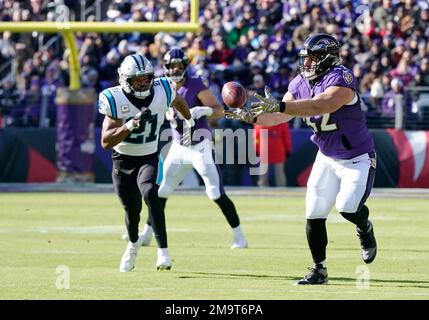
[141,224,153,236]
[232,225,244,240]
[129,240,140,247]
[158,247,170,257]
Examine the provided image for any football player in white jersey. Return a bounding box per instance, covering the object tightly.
[99,53,194,272]
[124,47,248,249]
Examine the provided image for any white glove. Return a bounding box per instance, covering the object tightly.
[184,117,195,128]
[190,106,214,120]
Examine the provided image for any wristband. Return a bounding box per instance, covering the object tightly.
[125,119,136,131]
[279,101,286,113]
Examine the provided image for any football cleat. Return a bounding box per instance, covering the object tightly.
[119,240,141,272]
[295,264,328,285]
[357,220,377,264]
[156,254,172,271]
[230,237,248,249]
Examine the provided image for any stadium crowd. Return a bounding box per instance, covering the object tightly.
[0,0,429,129]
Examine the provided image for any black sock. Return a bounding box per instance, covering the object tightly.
[146,197,167,226]
[142,184,167,248]
[340,205,369,231]
[306,218,328,265]
[214,194,240,228]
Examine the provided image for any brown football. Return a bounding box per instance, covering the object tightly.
[221,81,247,108]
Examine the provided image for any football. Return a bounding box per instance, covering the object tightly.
[221,81,247,108]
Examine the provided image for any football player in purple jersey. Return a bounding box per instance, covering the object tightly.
[225,33,377,284]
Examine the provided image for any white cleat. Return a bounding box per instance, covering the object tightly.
[230,237,248,249]
[156,252,172,271]
[121,232,153,246]
[119,240,141,272]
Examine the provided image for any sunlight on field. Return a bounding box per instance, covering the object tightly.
[0,191,428,300]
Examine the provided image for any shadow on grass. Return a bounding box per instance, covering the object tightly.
[176,271,429,289]
[177,271,297,281]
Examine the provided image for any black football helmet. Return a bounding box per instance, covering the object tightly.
[298,33,340,80]
[163,47,190,83]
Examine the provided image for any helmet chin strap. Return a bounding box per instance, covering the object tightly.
[170,70,186,83]
[133,89,151,99]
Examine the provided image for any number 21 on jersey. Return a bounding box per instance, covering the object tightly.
[304,113,338,133]
[124,115,158,144]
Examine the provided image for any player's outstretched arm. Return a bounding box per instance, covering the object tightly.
[252,86,354,117]
[171,95,195,127]
[195,88,224,120]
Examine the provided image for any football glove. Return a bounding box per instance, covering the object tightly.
[134,108,152,128]
[223,108,255,124]
[251,86,281,116]
[190,106,214,120]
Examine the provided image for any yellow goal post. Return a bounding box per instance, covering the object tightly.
[0,0,200,89]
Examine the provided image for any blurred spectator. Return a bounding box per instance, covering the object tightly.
[0,0,428,133]
[187,36,206,65]
[381,78,412,120]
[99,49,120,89]
[0,76,21,126]
[225,16,250,49]
[22,76,42,127]
[293,14,312,48]
[268,62,290,100]
[415,58,429,86]
[253,122,292,187]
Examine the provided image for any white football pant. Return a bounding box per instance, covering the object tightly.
[306,151,376,219]
[158,139,223,200]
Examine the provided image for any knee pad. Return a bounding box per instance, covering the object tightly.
[206,185,221,200]
[336,195,359,213]
[306,195,331,219]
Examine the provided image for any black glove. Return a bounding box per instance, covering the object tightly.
[133,108,152,128]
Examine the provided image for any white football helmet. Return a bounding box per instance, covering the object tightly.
[118,54,154,99]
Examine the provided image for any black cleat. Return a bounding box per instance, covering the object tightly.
[357,220,377,264]
[295,264,328,285]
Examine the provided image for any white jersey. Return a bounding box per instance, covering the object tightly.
[98,77,176,156]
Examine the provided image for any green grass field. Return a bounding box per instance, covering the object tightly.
[1,191,428,300]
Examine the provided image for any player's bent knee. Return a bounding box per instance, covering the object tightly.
[336,192,359,213]
[336,202,359,214]
[141,183,159,203]
[306,196,330,219]
[206,186,221,200]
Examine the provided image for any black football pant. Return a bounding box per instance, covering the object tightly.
[112,152,168,248]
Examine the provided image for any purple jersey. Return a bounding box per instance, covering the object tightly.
[288,65,374,159]
[169,77,212,145]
